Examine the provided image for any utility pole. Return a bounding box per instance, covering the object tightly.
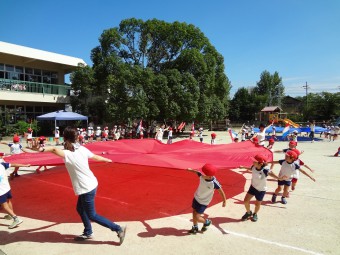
[302,82,310,108]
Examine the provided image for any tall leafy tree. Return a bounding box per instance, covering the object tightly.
[73,18,231,124]
[230,87,256,121]
[254,70,284,106]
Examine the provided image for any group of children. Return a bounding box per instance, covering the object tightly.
[187,139,316,234]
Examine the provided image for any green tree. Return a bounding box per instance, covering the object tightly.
[73,18,231,124]
[230,87,256,121]
[300,92,340,121]
[254,70,284,106]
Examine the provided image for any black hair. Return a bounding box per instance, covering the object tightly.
[63,126,78,152]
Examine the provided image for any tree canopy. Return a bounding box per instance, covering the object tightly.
[71,18,231,125]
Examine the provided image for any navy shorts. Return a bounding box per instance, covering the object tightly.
[0,190,13,204]
[247,185,266,201]
[192,198,207,214]
[278,180,292,186]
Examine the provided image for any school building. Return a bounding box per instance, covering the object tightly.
[0,41,86,125]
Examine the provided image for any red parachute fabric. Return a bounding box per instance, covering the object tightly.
[4,140,272,222]
[6,139,272,169]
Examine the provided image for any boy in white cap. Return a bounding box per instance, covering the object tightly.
[187,163,227,234]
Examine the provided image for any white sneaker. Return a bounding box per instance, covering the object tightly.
[74,234,94,241]
[8,217,23,229]
[4,214,12,220]
[118,226,127,245]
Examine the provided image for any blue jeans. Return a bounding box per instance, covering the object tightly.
[77,187,121,236]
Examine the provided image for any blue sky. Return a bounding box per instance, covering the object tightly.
[1,0,339,97]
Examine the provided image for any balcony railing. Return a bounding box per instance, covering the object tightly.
[0,78,70,96]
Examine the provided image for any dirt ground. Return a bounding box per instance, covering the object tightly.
[0,131,339,255]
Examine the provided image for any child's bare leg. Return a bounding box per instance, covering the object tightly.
[1,201,16,217]
[254,200,262,214]
[292,182,296,190]
[193,210,205,225]
[283,185,290,197]
[243,193,253,213]
[274,185,282,195]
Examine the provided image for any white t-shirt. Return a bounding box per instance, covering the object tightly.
[27,131,33,139]
[63,145,97,195]
[257,128,267,146]
[251,165,270,191]
[194,173,221,205]
[55,130,60,138]
[8,143,22,154]
[0,163,11,196]
[156,128,164,141]
[278,160,300,181]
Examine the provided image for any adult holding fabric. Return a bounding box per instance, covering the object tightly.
[38,126,127,245]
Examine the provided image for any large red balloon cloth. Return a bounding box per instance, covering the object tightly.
[5,140,272,223]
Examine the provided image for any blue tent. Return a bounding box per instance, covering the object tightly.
[37,110,88,130]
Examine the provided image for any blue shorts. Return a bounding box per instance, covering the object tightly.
[192,198,207,214]
[278,180,292,186]
[0,190,13,204]
[247,185,266,201]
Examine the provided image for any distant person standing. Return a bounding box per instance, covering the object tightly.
[167,127,173,144]
[309,120,315,143]
[155,124,167,143]
[198,127,204,143]
[211,132,216,145]
[26,127,33,149]
[55,127,60,145]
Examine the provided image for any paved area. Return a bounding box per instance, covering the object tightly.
[0,132,339,255]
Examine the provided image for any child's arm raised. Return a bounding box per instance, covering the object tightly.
[238,165,251,171]
[299,169,316,182]
[187,168,201,174]
[302,164,314,173]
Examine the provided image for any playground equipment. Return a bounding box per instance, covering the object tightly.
[269,113,300,128]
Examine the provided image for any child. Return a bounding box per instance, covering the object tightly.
[55,127,60,145]
[26,127,33,149]
[290,148,315,191]
[198,127,204,143]
[35,136,48,174]
[211,132,216,145]
[187,163,227,234]
[1,136,28,179]
[0,161,30,228]
[270,151,315,204]
[271,126,278,141]
[251,137,259,146]
[266,138,275,150]
[239,154,280,222]
[273,140,297,154]
[240,129,246,142]
[167,127,173,144]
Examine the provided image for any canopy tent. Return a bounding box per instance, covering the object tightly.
[36,110,88,130]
